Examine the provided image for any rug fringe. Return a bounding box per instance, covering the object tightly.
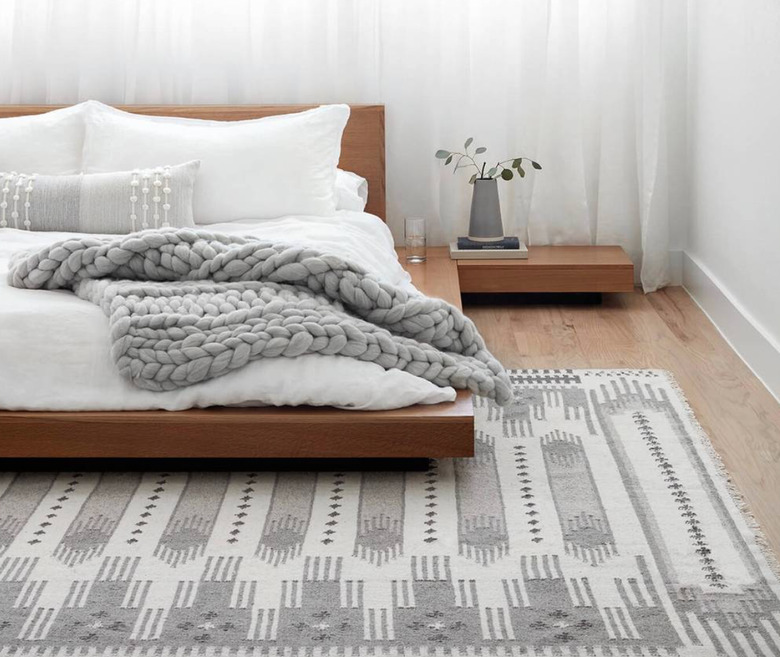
[661,369,780,581]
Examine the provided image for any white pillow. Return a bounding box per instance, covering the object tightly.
[0,102,92,174]
[82,102,350,224]
[335,169,368,212]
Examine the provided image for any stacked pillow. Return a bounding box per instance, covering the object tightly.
[0,101,356,232]
[335,168,369,212]
[0,103,88,174]
[82,102,350,223]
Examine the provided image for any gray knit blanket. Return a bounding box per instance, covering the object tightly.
[8,229,511,404]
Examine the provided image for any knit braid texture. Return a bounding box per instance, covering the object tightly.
[8,229,512,403]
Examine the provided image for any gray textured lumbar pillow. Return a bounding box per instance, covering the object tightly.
[0,160,199,233]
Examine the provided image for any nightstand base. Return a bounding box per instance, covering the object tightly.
[456,245,635,294]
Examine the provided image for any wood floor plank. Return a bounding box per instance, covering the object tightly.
[465,286,780,556]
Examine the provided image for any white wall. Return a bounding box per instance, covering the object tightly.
[685,0,780,398]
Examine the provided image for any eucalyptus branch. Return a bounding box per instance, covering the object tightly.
[446,151,481,174]
[436,139,542,184]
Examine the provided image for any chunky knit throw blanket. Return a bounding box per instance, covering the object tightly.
[8,229,511,403]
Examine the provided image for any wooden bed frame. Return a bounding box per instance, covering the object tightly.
[0,104,474,459]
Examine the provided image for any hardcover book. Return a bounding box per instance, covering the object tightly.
[457,236,521,250]
[449,241,529,260]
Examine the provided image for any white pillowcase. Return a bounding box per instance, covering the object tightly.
[82,102,350,224]
[335,169,368,212]
[0,102,93,174]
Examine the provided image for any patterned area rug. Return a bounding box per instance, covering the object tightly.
[0,369,779,656]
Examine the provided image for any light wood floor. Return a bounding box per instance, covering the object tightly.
[465,286,780,557]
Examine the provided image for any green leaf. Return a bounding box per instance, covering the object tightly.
[487,167,498,178]
[445,155,453,165]
[532,161,542,170]
[501,168,514,180]
[517,165,526,177]
[465,137,473,150]
[475,146,487,154]
[469,173,478,184]
[512,158,523,168]
[435,150,451,159]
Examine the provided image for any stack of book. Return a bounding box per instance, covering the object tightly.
[449,236,528,260]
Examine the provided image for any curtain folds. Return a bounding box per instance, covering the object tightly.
[0,0,686,291]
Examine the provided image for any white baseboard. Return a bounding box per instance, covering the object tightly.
[682,252,780,402]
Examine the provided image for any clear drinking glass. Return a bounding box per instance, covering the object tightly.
[405,217,427,263]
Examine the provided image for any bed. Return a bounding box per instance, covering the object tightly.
[0,104,475,459]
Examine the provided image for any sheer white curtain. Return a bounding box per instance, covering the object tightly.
[0,0,686,291]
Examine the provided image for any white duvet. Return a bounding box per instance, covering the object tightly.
[0,212,456,411]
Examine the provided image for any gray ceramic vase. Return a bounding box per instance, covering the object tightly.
[468,178,504,241]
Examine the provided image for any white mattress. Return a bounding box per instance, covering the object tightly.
[0,211,456,411]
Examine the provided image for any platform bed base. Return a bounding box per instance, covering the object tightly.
[0,391,474,459]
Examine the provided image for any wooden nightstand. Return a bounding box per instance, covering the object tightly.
[395,247,462,308]
[456,245,634,294]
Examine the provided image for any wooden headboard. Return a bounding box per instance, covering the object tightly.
[0,104,386,221]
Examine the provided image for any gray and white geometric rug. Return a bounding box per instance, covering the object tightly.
[0,369,778,656]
